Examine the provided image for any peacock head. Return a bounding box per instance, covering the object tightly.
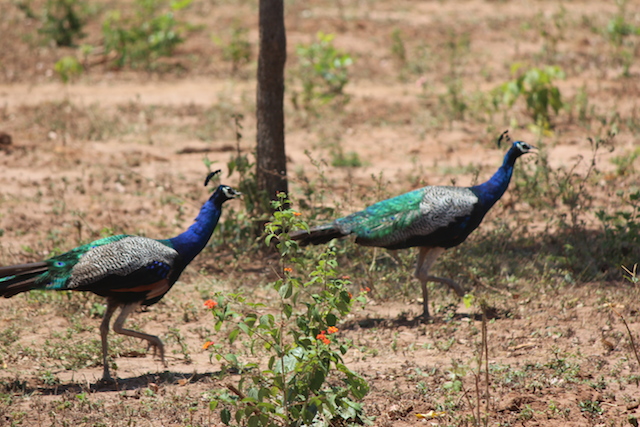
[497,130,536,158]
[203,170,242,203]
[217,185,242,201]
[513,140,536,155]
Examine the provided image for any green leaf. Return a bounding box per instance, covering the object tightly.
[224,353,239,365]
[278,281,292,299]
[229,328,240,343]
[248,414,259,427]
[309,368,325,392]
[259,314,274,329]
[326,313,337,326]
[283,303,293,319]
[463,293,475,308]
[220,408,231,425]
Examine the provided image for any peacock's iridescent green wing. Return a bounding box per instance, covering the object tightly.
[337,189,423,243]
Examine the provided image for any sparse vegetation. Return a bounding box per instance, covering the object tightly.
[102,0,192,70]
[205,196,370,426]
[493,64,565,130]
[0,0,639,426]
[292,32,353,113]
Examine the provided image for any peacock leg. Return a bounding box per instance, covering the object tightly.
[415,246,466,320]
[112,303,166,368]
[99,299,119,382]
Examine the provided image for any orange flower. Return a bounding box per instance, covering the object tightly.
[284,267,293,273]
[341,275,350,280]
[202,341,214,350]
[361,287,371,293]
[348,292,353,299]
[316,330,331,345]
[292,211,302,216]
[204,299,218,309]
[327,326,339,334]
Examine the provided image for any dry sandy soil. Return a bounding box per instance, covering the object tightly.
[0,0,640,426]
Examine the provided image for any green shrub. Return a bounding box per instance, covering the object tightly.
[493,64,565,129]
[213,25,252,73]
[102,0,191,70]
[205,194,371,426]
[293,32,353,112]
[40,0,85,47]
[54,55,83,83]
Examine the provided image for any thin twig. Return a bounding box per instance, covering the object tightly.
[461,385,477,425]
[482,305,490,425]
[609,304,640,369]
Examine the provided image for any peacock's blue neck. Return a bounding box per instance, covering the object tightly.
[167,194,223,265]
[471,145,521,208]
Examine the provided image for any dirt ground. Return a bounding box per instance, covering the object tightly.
[1,0,640,425]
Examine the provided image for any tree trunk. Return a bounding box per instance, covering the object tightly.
[256,0,287,208]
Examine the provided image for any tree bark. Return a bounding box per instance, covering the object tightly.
[256,0,288,207]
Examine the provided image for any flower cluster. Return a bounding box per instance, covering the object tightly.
[204,299,218,309]
[316,331,330,345]
[316,327,339,345]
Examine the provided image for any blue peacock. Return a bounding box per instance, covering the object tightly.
[0,170,240,381]
[291,132,535,320]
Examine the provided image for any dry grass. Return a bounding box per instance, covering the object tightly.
[0,0,640,425]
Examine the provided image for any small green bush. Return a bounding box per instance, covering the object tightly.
[205,194,371,427]
[102,0,191,70]
[493,64,565,129]
[40,0,85,47]
[54,56,83,83]
[293,32,353,112]
[213,25,252,73]
[17,0,86,46]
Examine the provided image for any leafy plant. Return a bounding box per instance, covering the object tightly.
[205,194,371,426]
[578,400,603,416]
[293,32,353,112]
[214,25,252,73]
[39,0,85,47]
[604,0,640,77]
[390,28,407,69]
[605,0,639,47]
[330,149,362,168]
[102,0,192,70]
[493,64,565,129]
[532,5,567,62]
[439,30,470,123]
[596,190,640,252]
[54,55,83,83]
[610,146,640,177]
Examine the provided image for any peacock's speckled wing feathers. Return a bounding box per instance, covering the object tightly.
[337,186,479,248]
[32,235,129,289]
[37,235,178,292]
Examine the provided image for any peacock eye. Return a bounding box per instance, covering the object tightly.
[54,261,65,267]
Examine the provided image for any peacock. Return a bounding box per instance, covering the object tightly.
[0,170,240,382]
[291,132,535,320]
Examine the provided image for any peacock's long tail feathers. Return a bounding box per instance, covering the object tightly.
[0,261,49,297]
[290,223,348,246]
